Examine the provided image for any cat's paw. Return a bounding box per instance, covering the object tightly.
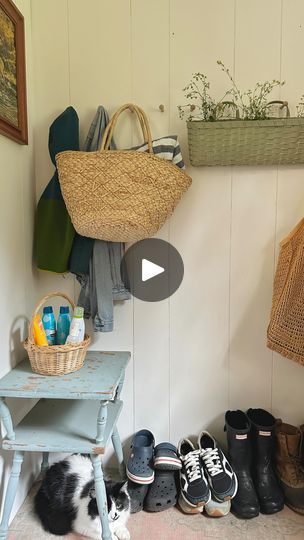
[114,526,131,540]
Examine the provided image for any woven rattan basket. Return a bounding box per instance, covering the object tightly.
[24,292,90,376]
[187,117,304,166]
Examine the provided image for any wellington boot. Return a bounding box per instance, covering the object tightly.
[225,410,259,519]
[247,408,284,514]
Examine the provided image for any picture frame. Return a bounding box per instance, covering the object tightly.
[0,0,28,145]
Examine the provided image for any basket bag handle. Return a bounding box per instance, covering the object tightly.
[266,100,290,117]
[100,103,154,154]
[28,291,75,344]
[215,101,240,120]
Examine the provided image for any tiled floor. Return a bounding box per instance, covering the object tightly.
[7,482,304,540]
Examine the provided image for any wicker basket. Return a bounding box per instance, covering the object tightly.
[24,292,90,376]
[187,117,304,166]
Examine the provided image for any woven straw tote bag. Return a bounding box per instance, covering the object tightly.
[267,218,304,365]
[56,103,192,242]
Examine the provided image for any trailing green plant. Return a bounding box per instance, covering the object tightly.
[178,61,285,121]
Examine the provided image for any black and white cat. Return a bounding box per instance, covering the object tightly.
[35,454,130,540]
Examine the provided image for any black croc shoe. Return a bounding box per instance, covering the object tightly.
[144,470,178,512]
[127,480,149,513]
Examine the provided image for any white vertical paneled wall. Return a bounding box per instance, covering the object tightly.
[229,0,281,411]
[169,0,235,446]
[31,0,304,456]
[272,0,304,424]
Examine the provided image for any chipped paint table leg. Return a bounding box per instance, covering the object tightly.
[112,426,126,479]
[91,453,112,540]
[0,398,15,441]
[0,451,24,540]
[41,452,49,476]
[96,400,109,445]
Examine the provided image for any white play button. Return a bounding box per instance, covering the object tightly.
[142,258,165,282]
[122,239,184,301]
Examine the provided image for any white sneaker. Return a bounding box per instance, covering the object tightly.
[204,497,231,517]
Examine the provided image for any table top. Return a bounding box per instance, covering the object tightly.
[0,351,130,400]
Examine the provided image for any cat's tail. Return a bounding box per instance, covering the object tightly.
[34,487,72,536]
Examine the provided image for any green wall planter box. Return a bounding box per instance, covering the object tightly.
[187,117,304,166]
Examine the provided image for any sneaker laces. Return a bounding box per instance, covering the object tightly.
[182,450,202,483]
[201,448,223,477]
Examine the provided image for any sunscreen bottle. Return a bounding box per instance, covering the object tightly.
[33,314,48,346]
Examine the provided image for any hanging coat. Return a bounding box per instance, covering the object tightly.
[36,107,79,273]
[68,106,116,276]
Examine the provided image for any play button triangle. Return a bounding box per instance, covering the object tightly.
[142,258,165,282]
[122,238,184,301]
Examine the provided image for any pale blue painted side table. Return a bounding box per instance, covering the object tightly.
[0,350,130,540]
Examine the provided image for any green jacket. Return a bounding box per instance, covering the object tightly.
[36,107,79,273]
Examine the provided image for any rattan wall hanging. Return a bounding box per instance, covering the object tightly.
[179,64,304,167]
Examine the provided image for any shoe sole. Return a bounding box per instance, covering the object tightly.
[178,494,205,514]
[126,470,155,485]
[205,509,228,517]
[205,505,230,518]
[154,457,182,470]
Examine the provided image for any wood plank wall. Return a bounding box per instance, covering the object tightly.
[31,0,304,456]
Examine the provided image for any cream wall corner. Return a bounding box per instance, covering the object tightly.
[0,0,40,522]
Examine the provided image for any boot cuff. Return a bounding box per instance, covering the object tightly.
[225,410,250,432]
[247,408,275,430]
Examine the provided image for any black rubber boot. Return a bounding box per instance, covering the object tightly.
[247,408,284,514]
[225,410,259,519]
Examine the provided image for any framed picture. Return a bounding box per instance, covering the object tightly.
[0,0,27,144]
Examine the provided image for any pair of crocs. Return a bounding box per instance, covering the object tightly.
[127,430,181,484]
[127,430,181,513]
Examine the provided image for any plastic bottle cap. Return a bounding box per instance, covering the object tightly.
[43,306,53,314]
[60,306,70,314]
[74,306,84,318]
